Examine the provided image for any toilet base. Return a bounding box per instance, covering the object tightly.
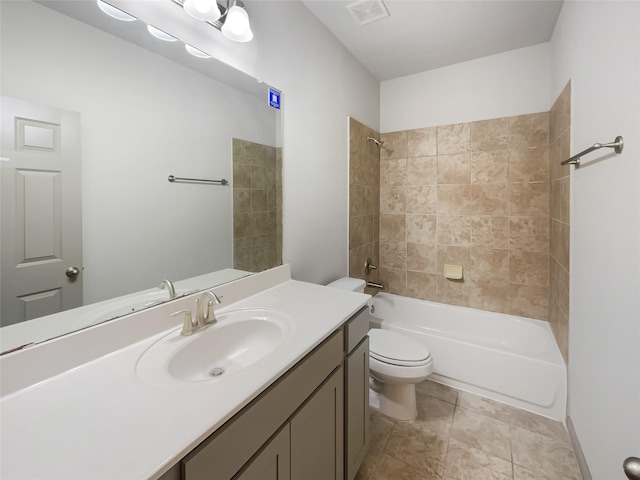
[369,383,417,421]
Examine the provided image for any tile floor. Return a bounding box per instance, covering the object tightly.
[356,380,583,480]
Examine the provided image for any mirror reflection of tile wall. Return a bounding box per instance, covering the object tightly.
[232,139,282,272]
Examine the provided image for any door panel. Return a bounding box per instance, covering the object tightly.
[1,97,82,326]
[18,169,62,261]
[290,366,344,480]
[233,425,291,480]
[20,289,63,321]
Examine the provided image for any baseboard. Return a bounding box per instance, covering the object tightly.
[567,416,592,480]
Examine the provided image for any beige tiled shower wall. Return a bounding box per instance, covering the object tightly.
[378,113,551,320]
[349,118,381,293]
[549,82,571,362]
[232,138,282,272]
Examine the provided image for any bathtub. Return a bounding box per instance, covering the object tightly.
[368,292,567,421]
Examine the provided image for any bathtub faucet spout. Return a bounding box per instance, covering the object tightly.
[158,279,176,299]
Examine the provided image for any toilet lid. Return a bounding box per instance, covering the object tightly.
[368,329,432,367]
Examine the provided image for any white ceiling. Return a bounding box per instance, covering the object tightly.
[301,0,563,81]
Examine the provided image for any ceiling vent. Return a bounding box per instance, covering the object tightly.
[346,0,390,26]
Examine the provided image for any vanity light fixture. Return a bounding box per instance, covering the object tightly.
[220,0,253,42]
[96,1,212,59]
[97,0,136,21]
[173,0,253,43]
[183,0,221,22]
[147,25,178,42]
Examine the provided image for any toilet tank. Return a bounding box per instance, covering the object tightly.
[326,277,366,293]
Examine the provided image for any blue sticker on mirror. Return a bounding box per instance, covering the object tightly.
[269,88,281,109]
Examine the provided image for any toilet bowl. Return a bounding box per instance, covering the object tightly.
[326,277,434,421]
[368,328,433,420]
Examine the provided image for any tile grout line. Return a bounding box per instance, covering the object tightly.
[509,411,516,480]
[369,417,398,480]
[441,394,460,480]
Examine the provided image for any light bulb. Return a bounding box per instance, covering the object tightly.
[97,0,136,21]
[183,0,221,22]
[185,44,211,59]
[147,25,178,42]
[192,0,211,13]
[221,3,253,42]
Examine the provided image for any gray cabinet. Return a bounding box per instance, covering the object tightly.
[343,307,370,480]
[233,425,290,480]
[345,336,370,480]
[232,368,344,480]
[291,367,344,480]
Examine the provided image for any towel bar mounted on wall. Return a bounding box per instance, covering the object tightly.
[168,175,229,185]
[561,136,624,168]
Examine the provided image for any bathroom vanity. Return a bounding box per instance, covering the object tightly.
[0,265,370,480]
[180,308,369,480]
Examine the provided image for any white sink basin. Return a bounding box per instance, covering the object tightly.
[136,308,295,386]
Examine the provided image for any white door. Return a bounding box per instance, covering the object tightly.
[1,97,82,327]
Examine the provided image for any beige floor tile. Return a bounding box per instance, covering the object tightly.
[508,408,570,444]
[450,406,511,461]
[511,426,581,480]
[355,461,375,480]
[456,391,513,422]
[384,421,448,478]
[513,464,547,480]
[414,393,456,436]
[369,411,397,455]
[357,386,583,480]
[371,453,439,480]
[357,412,397,480]
[513,463,582,480]
[443,438,513,480]
[456,392,570,444]
[416,379,458,404]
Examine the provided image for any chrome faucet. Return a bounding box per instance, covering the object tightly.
[171,309,195,336]
[158,279,176,300]
[195,291,222,328]
[171,290,222,336]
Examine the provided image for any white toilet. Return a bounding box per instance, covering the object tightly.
[327,277,434,421]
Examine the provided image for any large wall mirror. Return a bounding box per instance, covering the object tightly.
[0,0,283,353]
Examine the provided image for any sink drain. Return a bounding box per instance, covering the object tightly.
[210,367,225,377]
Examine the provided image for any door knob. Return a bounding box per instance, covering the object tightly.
[624,457,640,480]
[65,266,80,278]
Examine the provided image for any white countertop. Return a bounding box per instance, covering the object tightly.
[0,266,369,479]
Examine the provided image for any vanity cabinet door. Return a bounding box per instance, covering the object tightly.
[345,336,370,480]
[181,331,343,480]
[290,366,344,480]
[233,425,290,480]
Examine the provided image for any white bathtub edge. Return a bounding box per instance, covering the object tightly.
[428,372,567,422]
